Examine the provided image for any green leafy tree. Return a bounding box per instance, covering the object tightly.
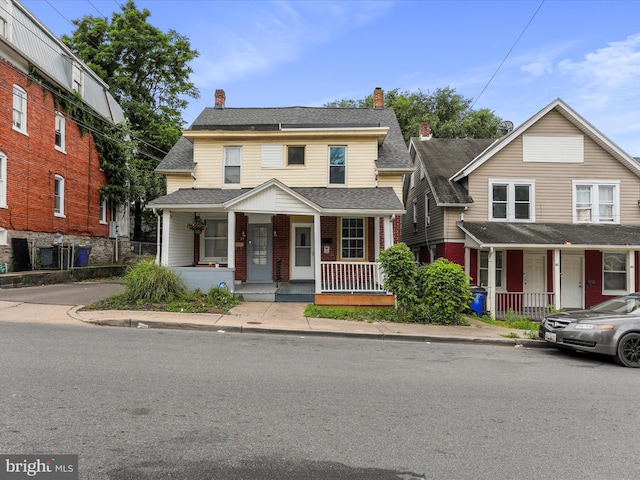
[325,87,502,144]
[417,259,473,325]
[62,1,200,240]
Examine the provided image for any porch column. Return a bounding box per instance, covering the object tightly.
[374,216,381,260]
[383,215,393,250]
[464,247,470,277]
[553,249,561,309]
[227,210,235,269]
[628,249,635,293]
[160,210,171,266]
[487,248,495,318]
[314,213,321,294]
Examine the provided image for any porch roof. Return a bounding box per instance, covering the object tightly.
[458,222,640,249]
[148,184,405,215]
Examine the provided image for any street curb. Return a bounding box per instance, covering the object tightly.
[71,308,553,348]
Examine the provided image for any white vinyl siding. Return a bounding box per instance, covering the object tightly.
[523,135,583,163]
[573,181,620,224]
[12,85,27,134]
[261,144,282,168]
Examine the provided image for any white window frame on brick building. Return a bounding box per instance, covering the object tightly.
[54,175,65,217]
[0,151,6,208]
[55,112,66,152]
[100,199,107,224]
[12,85,27,134]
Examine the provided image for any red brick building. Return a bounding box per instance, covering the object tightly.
[0,0,126,271]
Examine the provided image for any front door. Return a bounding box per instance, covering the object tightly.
[561,254,584,309]
[291,223,314,280]
[523,253,546,307]
[247,224,272,283]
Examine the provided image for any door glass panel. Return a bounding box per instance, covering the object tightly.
[252,227,268,265]
[295,227,311,267]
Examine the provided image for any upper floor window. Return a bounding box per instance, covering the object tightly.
[287,146,305,166]
[55,112,66,152]
[54,175,65,217]
[489,179,535,222]
[0,152,6,208]
[0,15,8,38]
[573,181,619,224]
[329,146,346,185]
[12,85,27,134]
[341,217,364,260]
[223,146,241,185]
[425,191,431,226]
[412,199,418,232]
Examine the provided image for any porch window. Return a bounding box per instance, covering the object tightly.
[223,147,241,185]
[201,219,228,263]
[287,146,305,166]
[329,146,346,185]
[573,182,619,223]
[479,250,504,288]
[489,180,534,222]
[341,217,364,260]
[603,252,626,292]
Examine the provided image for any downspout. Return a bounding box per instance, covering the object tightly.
[152,208,161,265]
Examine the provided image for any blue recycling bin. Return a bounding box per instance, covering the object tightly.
[75,246,92,267]
[470,286,486,316]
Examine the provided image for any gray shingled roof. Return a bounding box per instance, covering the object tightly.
[459,222,640,247]
[148,186,403,212]
[411,138,496,205]
[156,137,194,172]
[157,106,412,172]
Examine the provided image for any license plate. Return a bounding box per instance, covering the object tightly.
[544,332,557,343]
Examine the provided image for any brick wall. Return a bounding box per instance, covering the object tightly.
[272,214,290,282]
[0,59,111,267]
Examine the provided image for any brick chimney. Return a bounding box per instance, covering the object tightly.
[214,89,226,108]
[373,87,384,108]
[419,122,432,140]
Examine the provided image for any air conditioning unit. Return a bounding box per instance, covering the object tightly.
[109,221,118,239]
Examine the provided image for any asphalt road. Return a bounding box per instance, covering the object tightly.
[0,281,124,305]
[1,321,639,480]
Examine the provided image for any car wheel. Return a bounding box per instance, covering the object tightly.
[615,333,640,367]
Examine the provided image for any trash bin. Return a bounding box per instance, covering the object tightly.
[75,246,92,267]
[470,285,487,316]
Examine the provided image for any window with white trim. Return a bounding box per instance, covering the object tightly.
[100,199,107,224]
[0,15,7,38]
[12,85,27,134]
[223,146,241,185]
[489,180,535,221]
[200,218,228,263]
[573,181,619,224]
[329,146,346,185]
[479,250,504,289]
[412,199,418,231]
[54,175,65,217]
[55,112,66,152]
[425,191,431,226]
[603,252,626,292]
[341,217,364,260]
[0,152,6,208]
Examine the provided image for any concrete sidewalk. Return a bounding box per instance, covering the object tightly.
[64,301,545,348]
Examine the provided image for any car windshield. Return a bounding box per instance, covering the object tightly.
[590,296,640,314]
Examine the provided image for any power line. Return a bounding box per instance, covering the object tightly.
[471,0,545,110]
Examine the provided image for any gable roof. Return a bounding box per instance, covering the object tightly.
[451,98,640,182]
[156,106,412,172]
[409,137,496,205]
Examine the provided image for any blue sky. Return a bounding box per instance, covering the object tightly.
[21,0,640,155]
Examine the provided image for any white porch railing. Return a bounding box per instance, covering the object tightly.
[495,292,556,321]
[321,261,385,293]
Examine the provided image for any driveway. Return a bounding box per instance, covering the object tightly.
[0,281,124,306]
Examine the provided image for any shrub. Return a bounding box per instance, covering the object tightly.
[123,259,186,303]
[419,258,473,325]
[378,243,417,315]
[207,286,239,310]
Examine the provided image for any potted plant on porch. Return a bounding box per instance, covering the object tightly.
[186,217,207,235]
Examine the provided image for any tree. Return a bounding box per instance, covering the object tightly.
[325,87,502,144]
[62,1,200,240]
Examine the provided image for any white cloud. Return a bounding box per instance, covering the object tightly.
[520,60,552,77]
